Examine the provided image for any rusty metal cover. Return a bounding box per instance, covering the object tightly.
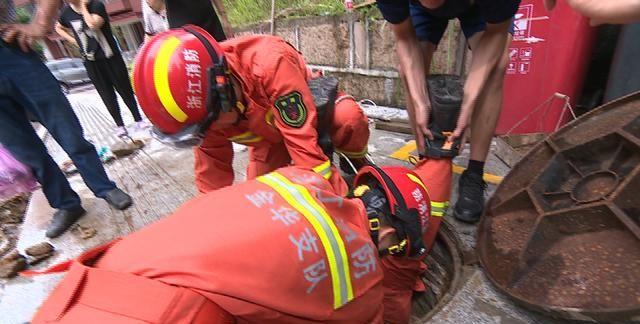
[478,92,640,322]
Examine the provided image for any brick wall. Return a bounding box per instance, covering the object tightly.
[234,14,468,108]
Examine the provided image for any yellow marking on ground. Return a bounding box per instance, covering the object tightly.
[388,140,504,185]
[389,141,417,160]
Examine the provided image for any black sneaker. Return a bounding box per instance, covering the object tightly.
[454,170,487,223]
[46,206,86,238]
[104,188,133,210]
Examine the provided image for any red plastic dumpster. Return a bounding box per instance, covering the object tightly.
[496,0,596,134]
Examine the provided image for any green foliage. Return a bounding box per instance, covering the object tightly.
[222,0,345,27]
[357,3,382,23]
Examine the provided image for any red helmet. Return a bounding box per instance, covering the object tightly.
[133,25,236,142]
[354,165,431,257]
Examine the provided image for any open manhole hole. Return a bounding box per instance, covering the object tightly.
[411,221,463,322]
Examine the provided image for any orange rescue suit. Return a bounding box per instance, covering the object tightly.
[376,158,452,324]
[29,167,429,323]
[195,35,369,194]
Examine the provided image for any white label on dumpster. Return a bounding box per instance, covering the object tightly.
[520,47,533,60]
[509,48,518,61]
[518,61,531,74]
[507,62,517,74]
[514,5,533,41]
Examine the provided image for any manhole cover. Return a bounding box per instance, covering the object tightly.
[478,92,640,322]
[412,221,462,322]
[571,171,619,203]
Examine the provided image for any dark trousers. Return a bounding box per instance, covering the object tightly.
[0,43,116,210]
[84,55,142,127]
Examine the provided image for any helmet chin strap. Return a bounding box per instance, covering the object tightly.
[368,165,426,257]
[354,184,406,256]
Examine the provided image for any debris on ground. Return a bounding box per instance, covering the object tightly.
[25,242,55,266]
[111,139,145,158]
[0,195,28,226]
[0,195,31,278]
[0,251,27,278]
[71,224,97,240]
[0,195,29,258]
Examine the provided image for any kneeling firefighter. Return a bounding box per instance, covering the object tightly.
[133,25,370,194]
[26,165,431,323]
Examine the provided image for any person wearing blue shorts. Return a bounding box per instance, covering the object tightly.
[377,0,519,223]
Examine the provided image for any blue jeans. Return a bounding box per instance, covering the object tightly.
[0,43,116,210]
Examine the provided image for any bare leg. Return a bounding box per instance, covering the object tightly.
[453,32,511,223]
[399,41,436,156]
[466,33,511,162]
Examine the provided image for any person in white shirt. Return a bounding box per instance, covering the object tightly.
[142,0,168,41]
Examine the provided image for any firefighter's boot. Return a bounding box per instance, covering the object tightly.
[424,75,463,158]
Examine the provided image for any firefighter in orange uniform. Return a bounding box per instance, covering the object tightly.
[26,165,431,323]
[133,25,370,194]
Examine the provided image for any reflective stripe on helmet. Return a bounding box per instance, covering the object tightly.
[153,36,188,123]
[258,172,354,309]
[430,201,449,217]
[312,160,332,180]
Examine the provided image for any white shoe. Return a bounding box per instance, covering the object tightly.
[114,126,128,137]
[133,120,151,131]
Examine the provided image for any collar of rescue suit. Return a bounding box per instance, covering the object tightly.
[223,56,266,126]
[220,43,256,105]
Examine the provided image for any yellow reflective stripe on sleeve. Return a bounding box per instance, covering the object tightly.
[153,36,188,123]
[335,147,368,158]
[430,201,449,217]
[265,110,275,126]
[236,101,247,113]
[228,131,253,141]
[237,136,263,144]
[431,201,449,208]
[312,160,332,179]
[228,131,263,144]
[232,135,263,144]
[258,172,354,309]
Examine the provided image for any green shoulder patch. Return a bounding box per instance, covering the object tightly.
[274,91,307,128]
